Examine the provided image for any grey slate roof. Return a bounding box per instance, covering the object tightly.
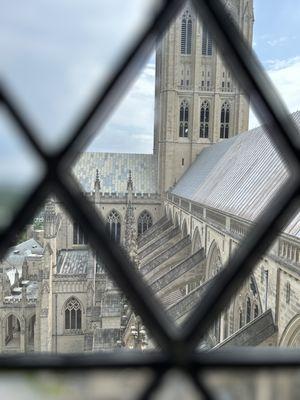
[57,249,89,274]
[172,111,300,237]
[73,152,158,194]
[217,309,277,348]
[5,238,43,269]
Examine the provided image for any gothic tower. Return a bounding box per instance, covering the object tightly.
[154,0,254,193]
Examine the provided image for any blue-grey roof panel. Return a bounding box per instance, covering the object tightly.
[172,111,300,237]
[73,152,158,194]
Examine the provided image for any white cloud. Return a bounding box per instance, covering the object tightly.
[249,56,300,128]
[267,36,289,47]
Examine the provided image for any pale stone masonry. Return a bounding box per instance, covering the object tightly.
[154,0,254,192]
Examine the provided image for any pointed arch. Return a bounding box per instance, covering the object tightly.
[192,227,202,254]
[220,101,230,138]
[200,100,210,138]
[4,313,21,349]
[174,213,179,227]
[106,209,121,243]
[179,100,189,137]
[206,241,222,279]
[202,25,213,56]
[137,210,153,235]
[64,296,82,331]
[168,208,173,222]
[246,297,251,324]
[181,10,192,54]
[73,221,87,245]
[280,315,300,347]
[181,219,188,238]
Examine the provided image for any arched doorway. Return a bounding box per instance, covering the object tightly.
[5,314,21,351]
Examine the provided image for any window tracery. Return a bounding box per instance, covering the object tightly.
[106,210,121,243]
[220,101,230,138]
[179,100,189,137]
[73,222,87,245]
[138,211,153,235]
[181,10,192,54]
[65,297,82,331]
[200,100,210,138]
[202,25,213,55]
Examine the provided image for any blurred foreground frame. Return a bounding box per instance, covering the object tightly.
[0,0,300,399]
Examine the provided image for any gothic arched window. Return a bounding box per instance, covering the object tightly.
[73,222,87,245]
[138,211,153,235]
[179,100,189,137]
[202,25,213,55]
[220,101,230,138]
[246,297,251,324]
[200,100,210,138]
[65,297,82,330]
[254,304,259,319]
[181,11,192,55]
[106,210,121,243]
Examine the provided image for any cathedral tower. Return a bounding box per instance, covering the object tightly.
[154,0,254,192]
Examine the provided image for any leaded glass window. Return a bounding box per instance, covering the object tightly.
[73,222,87,245]
[65,297,82,330]
[200,100,210,138]
[202,25,213,55]
[179,100,189,137]
[106,210,121,243]
[246,297,251,324]
[220,101,230,138]
[181,10,192,54]
[138,210,153,235]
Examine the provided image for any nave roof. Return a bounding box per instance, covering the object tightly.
[172,111,300,237]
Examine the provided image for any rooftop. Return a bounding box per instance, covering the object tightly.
[172,111,300,237]
[73,152,158,195]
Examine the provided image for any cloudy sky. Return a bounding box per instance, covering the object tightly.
[0,0,300,188]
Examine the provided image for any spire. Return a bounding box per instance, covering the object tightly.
[94,169,101,203]
[127,170,133,204]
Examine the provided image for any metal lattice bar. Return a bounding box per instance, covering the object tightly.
[0,0,300,398]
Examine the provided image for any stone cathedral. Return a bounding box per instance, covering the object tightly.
[2,1,300,367]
